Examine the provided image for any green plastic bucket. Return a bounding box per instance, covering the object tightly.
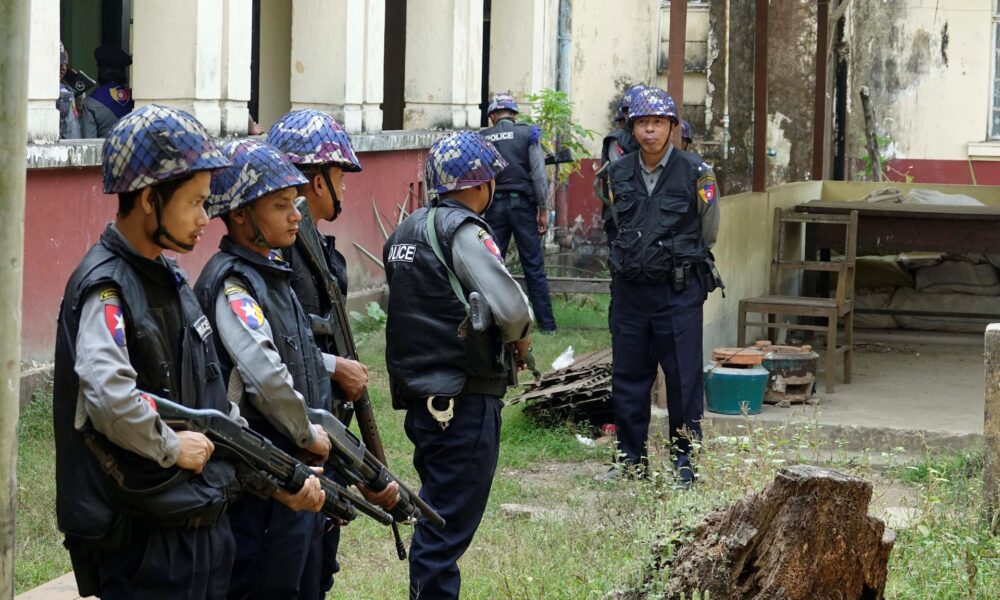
[703,364,768,415]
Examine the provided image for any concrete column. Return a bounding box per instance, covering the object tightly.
[0,0,29,594]
[221,0,252,135]
[26,0,60,141]
[132,0,225,135]
[290,0,384,133]
[986,323,1000,528]
[404,0,483,129]
[362,0,385,132]
[488,0,554,104]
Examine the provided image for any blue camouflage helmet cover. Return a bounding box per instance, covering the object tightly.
[627,87,679,127]
[616,84,647,120]
[206,139,308,218]
[102,104,231,194]
[424,130,508,195]
[681,119,694,141]
[265,109,362,173]
[487,93,519,115]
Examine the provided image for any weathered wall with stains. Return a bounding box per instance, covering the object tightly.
[569,0,659,155]
[708,0,818,194]
[846,1,993,178]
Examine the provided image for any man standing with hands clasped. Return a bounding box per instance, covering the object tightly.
[600,87,724,486]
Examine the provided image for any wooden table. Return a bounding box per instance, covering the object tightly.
[797,200,1000,256]
[796,200,1000,321]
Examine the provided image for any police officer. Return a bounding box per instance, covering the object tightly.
[680,119,694,151]
[58,42,81,139]
[266,109,398,597]
[194,139,337,600]
[81,45,134,138]
[53,106,324,599]
[596,85,646,332]
[601,84,645,167]
[602,87,722,484]
[384,131,533,599]
[480,93,557,333]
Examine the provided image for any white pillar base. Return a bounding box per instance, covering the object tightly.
[27,102,60,143]
[220,100,249,136]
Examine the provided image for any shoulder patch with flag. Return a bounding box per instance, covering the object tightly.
[101,294,125,347]
[697,174,717,205]
[478,229,505,265]
[226,287,265,330]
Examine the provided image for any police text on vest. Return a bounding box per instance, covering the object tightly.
[387,244,417,263]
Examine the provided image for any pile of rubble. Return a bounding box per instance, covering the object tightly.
[508,348,613,428]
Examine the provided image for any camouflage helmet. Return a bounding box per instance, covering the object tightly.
[102,104,231,194]
[266,109,362,173]
[424,130,508,195]
[206,139,308,218]
[487,93,519,116]
[615,84,647,121]
[627,87,678,127]
[680,119,694,142]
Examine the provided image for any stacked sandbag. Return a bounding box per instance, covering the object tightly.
[846,189,1000,333]
[889,287,1000,333]
[853,288,896,329]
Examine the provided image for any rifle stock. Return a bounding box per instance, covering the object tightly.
[294,198,412,558]
[151,397,393,526]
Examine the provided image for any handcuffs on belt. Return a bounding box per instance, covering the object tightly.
[426,396,455,430]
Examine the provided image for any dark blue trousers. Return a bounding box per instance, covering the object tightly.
[484,192,557,331]
[301,465,342,598]
[226,494,322,599]
[610,277,704,479]
[404,393,503,600]
[301,512,340,599]
[94,515,235,600]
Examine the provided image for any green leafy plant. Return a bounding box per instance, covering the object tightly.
[349,301,387,333]
[521,88,597,183]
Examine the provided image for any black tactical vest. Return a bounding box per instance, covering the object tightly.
[601,129,638,163]
[480,118,535,200]
[383,200,509,408]
[606,149,709,282]
[53,226,236,544]
[195,237,333,444]
[285,233,349,319]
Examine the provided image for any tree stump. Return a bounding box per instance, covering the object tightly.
[665,465,895,600]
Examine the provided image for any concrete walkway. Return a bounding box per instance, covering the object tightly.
[15,574,79,600]
[654,340,985,454]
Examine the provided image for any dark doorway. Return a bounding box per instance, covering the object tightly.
[480,0,492,127]
[383,0,407,130]
[249,0,261,122]
[61,0,131,81]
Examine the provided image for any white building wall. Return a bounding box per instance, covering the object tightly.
[290,0,384,133]
[404,0,484,129]
[132,0,224,134]
[27,0,61,142]
[847,0,995,163]
[570,0,659,155]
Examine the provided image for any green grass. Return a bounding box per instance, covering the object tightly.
[15,392,70,593]
[14,296,1000,598]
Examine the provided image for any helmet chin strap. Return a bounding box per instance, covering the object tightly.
[150,190,195,252]
[244,207,271,249]
[481,180,495,214]
[320,167,342,222]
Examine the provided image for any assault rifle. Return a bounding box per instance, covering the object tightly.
[151,397,393,526]
[307,407,446,529]
[293,197,409,559]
